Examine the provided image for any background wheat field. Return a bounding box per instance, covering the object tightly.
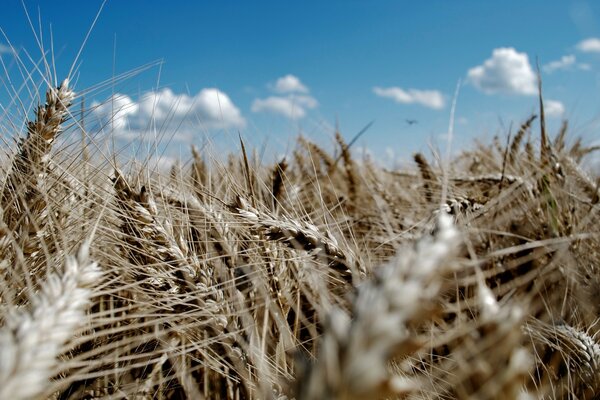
[2,3,600,400]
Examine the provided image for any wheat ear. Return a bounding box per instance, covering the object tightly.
[1,80,74,233]
[294,213,460,399]
[508,114,537,167]
[232,195,354,280]
[335,131,358,206]
[0,241,101,400]
[414,152,436,203]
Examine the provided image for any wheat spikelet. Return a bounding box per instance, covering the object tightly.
[425,280,532,400]
[414,153,437,203]
[299,136,336,174]
[553,119,569,152]
[526,320,600,396]
[112,169,197,293]
[294,213,459,400]
[0,241,101,400]
[232,195,355,281]
[335,131,359,206]
[508,114,537,168]
[271,158,287,211]
[1,80,74,233]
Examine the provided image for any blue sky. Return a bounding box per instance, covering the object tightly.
[2,1,600,166]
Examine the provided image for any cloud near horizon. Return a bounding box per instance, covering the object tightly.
[468,47,537,95]
[252,75,318,119]
[92,87,245,140]
[373,86,445,109]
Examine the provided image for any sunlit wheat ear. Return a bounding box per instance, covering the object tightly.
[294,213,460,400]
[1,80,74,234]
[554,324,600,384]
[0,241,101,400]
[232,195,356,280]
[526,320,600,393]
[112,169,196,293]
[435,280,533,400]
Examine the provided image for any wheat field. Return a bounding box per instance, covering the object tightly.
[0,69,599,400]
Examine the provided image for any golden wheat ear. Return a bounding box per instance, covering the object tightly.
[294,214,460,400]
[0,241,101,400]
[1,80,74,236]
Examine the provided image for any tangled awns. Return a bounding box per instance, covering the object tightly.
[1,79,600,400]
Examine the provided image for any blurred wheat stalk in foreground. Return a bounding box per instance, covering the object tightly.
[0,76,599,400]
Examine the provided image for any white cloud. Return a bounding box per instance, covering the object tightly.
[92,88,245,139]
[273,74,308,93]
[577,38,600,53]
[544,54,590,73]
[373,87,445,109]
[92,93,139,130]
[544,55,576,72]
[544,100,565,118]
[251,94,317,119]
[467,47,537,95]
[253,75,317,119]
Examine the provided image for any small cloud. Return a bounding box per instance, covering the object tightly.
[373,86,445,109]
[457,116,469,125]
[253,75,317,119]
[251,94,317,119]
[92,88,245,139]
[467,47,536,95]
[544,100,565,118]
[544,54,590,73]
[273,74,308,93]
[544,55,576,72]
[577,38,600,53]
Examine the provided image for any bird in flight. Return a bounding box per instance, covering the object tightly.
[405,119,418,126]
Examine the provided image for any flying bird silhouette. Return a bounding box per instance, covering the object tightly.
[405,119,418,126]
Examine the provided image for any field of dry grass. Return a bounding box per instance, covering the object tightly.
[1,76,600,400]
